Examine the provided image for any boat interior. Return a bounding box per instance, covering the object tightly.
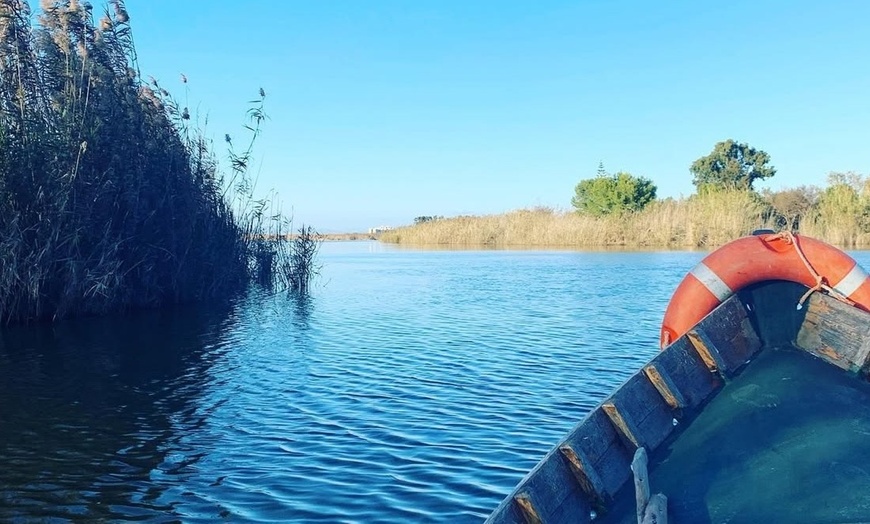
[486,280,870,524]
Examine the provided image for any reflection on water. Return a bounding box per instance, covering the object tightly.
[0,301,239,521]
[0,242,867,522]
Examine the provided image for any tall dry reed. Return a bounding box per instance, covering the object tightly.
[794,176,870,247]
[0,0,316,324]
[380,191,775,248]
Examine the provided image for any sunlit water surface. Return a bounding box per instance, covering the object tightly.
[2,242,868,522]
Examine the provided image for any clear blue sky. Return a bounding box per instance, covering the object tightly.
[121,0,869,232]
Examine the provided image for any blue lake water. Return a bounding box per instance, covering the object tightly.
[1,242,868,522]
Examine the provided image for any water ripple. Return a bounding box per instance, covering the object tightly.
[4,243,852,522]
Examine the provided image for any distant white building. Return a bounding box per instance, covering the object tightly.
[368,226,394,234]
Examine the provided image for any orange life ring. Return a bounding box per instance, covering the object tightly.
[660,233,870,348]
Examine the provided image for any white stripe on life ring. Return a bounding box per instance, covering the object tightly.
[690,262,733,302]
[832,263,869,298]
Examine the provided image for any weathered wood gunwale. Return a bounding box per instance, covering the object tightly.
[485,283,870,524]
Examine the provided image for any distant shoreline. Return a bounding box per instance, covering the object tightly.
[291,232,379,242]
[378,190,870,249]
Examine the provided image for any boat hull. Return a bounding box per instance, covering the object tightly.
[485,281,870,523]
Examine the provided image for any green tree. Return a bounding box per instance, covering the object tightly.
[690,139,776,191]
[572,171,657,216]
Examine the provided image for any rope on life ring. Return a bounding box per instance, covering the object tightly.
[660,232,870,348]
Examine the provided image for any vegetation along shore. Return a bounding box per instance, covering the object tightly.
[382,140,870,248]
[0,0,317,324]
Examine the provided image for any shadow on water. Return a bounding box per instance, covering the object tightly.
[0,299,241,521]
[288,293,314,331]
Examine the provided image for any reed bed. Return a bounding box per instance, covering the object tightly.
[0,0,314,324]
[798,182,870,247]
[384,184,870,249]
[380,191,779,248]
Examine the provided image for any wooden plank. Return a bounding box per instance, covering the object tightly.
[646,337,722,412]
[559,445,606,508]
[603,401,639,448]
[632,448,650,524]
[641,494,668,524]
[562,408,632,499]
[593,432,634,498]
[568,407,624,466]
[513,450,592,524]
[643,364,686,409]
[693,297,762,374]
[686,330,726,374]
[602,373,677,451]
[608,374,670,436]
[796,293,870,373]
[514,493,543,524]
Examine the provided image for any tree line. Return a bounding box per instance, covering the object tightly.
[572,139,865,233]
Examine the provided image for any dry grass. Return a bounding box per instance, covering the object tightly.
[380,191,778,248]
[384,184,870,249]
